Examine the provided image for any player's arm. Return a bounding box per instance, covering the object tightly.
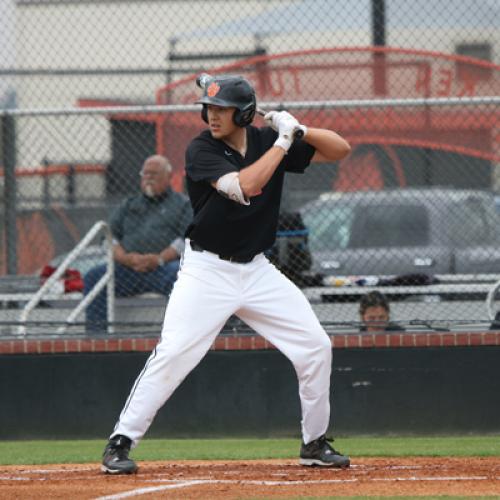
[211,115,298,201]
[239,146,289,196]
[305,128,351,163]
[264,111,351,162]
[210,147,285,202]
[262,110,351,164]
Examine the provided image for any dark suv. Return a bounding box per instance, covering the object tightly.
[300,188,500,277]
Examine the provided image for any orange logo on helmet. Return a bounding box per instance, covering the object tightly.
[207,82,220,97]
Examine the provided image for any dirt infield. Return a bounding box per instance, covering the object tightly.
[1,457,499,499]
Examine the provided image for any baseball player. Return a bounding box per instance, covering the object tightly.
[101,74,351,474]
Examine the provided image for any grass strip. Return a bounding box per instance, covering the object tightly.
[0,436,499,465]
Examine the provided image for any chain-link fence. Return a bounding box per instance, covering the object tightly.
[1,0,499,335]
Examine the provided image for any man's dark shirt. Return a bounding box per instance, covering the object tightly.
[185,125,315,258]
[110,188,193,254]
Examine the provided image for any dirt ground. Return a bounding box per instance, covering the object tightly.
[1,457,499,499]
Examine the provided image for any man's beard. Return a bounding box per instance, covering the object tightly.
[143,185,155,198]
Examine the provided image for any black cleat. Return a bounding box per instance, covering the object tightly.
[299,435,350,468]
[101,435,138,474]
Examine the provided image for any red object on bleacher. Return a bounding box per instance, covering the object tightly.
[40,265,84,293]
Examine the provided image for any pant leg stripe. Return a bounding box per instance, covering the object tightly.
[114,344,158,432]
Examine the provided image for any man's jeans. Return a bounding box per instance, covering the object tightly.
[83,261,180,333]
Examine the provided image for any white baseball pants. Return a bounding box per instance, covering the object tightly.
[112,240,332,446]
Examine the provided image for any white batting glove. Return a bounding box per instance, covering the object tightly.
[274,113,300,152]
[264,111,299,133]
[273,120,298,152]
[263,110,281,131]
[265,111,308,151]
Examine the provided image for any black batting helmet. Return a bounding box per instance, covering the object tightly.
[196,74,256,127]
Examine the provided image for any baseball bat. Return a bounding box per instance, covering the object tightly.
[196,73,304,140]
[195,73,212,90]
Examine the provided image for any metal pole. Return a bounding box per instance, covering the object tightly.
[67,163,75,205]
[372,0,386,46]
[371,0,387,95]
[0,96,498,118]
[165,37,177,103]
[1,114,17,274]
[42,157,50,207]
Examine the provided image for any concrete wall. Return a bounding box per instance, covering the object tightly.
[1,346,499,439]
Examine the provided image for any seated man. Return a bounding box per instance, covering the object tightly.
[84,155,193,333]
[359,291,404,332]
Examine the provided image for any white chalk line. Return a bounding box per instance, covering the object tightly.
[95,481,214,499]
[0,476,32,481]
[147,476,492,484]
[94,479,359,500]
[147,478,358,485]
[2,464,498,497]
[372,476,489,481]
[0,465,95,483]
[0,467,94,474]
[0,464,443,482]
[140,463,371,479]
[94,476,499,500]
[21,467,94,473]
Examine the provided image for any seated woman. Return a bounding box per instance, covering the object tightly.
[359,291,404,332]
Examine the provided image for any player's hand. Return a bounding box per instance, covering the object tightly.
[264,110,299,133]
[272,116,300,152]
[265,111,308,148]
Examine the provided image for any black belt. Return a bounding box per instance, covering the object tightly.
[190,241,255,263]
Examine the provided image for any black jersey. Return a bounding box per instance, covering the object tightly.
[185,125,315,258]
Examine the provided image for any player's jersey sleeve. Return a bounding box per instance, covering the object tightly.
[186,139,236,183]
[285,139,316,173]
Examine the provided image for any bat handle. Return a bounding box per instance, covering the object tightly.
[293,128,304,139]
